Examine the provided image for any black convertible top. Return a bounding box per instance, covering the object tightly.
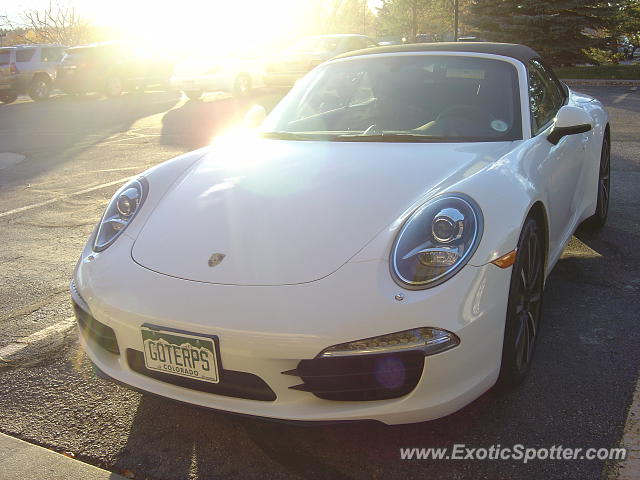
[334,42,540,64]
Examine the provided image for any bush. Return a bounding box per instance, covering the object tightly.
[582,48,626,65]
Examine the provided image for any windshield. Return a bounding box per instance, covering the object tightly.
[262,55,522,142]
[289,37,341,54]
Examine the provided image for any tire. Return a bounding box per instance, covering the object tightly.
[580,132,610,231]
[29,76,52,101]
[496,216,545,388]
[0,91,18,104]
[105,76,123,97]
[185,90,203,100]
[233,74,252,98]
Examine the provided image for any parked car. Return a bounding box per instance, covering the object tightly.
[56,42,173,97]
[170,49,264,100]
[0,44,66,104]
[264,34,378,87]
[72,42,610,425]
[376,36,407,46]
[414,33,435,43]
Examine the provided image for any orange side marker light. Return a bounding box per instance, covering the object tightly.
[491,250,517,268]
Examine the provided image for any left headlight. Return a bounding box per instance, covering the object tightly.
[391,194,483,289]
[93,177,148,252]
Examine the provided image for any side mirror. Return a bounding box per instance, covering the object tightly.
[243,105,267,129]
[547,105,592,145]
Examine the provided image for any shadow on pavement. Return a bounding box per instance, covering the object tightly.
[160,90,285,150]
[0,91,181,185]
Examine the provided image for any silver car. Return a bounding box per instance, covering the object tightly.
[0,44,66,104]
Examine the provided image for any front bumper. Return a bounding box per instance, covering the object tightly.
[0,76,18,92]
[73,235,510,425]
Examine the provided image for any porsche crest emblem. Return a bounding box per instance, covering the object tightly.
[208,253,226,267]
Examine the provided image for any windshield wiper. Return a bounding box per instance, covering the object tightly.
[331,133,486,143]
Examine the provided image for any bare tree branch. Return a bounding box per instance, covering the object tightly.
[1,0,93,46]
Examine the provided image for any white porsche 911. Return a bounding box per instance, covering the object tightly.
[71,43,610,425]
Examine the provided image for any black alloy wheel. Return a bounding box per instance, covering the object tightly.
[497,216,545,387]
[582,133,611,230]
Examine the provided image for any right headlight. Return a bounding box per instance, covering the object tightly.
[93,177,148,252]
[391,194,483,289]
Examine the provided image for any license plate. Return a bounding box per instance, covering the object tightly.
[140,325,220,383]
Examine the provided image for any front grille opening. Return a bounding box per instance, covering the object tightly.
[284,350,425,401]
[126,349,277,402]
[72,300,120,355]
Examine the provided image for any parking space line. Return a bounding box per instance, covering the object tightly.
[0,176,132,219]
[613,92,631,104]
[91,166,147,173]
[0,317,75,364]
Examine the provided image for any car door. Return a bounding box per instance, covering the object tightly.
[526,59,586,258]
[344,37,371,53]
[40,47,65,79]
[341,37,362,54]
[15,47,37,88]
[0,48,15,90]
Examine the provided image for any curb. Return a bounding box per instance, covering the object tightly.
[0,433,126,480]
[561,79,640,87]
[612,370,640,480]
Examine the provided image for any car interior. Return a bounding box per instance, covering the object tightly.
[281,56,521,140]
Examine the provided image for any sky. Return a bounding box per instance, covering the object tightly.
[3,0,384,49]
[3,0,385,26]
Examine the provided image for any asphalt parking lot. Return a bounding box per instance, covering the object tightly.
[0,86,638,480]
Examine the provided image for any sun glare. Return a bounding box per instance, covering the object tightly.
[86,0,317,57]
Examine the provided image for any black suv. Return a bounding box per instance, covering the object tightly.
[56,42,173,97]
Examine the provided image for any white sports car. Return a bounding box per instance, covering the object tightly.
[71,43,610,425]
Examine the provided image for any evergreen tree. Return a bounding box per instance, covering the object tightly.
[376,0,473,42]
[376,0,420,40]
[469,0,620,65]
[612,0,640,46]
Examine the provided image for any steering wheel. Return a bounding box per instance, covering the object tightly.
[434,104,495,136]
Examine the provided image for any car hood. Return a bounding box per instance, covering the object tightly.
[132,138,512,285]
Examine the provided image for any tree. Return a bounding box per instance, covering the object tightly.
[612,0,640,46]
[468,0,620,65]
[376,0,473,41]
[0,1,94,46]
[324,0,376,35]
[376,0,429,40]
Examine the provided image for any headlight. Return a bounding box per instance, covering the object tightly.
[319,328,460,357]
[93,178,148,252]
[391,194,482,289]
